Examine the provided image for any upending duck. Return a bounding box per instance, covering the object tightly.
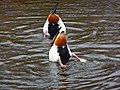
[49,31,87,68]
[43,3,66,39]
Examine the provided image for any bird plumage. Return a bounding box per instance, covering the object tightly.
[49,31,86,68]
[49,31,71,67]
[43,3,66,39]
[43,3,87,68]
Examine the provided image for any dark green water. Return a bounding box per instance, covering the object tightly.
[0,0,120,89]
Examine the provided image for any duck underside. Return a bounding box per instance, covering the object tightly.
[58,45,71,65]
[48,23,59,39]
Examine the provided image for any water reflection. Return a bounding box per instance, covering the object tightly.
[0,0,120,89]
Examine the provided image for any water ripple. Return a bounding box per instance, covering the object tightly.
[0,0,120,90]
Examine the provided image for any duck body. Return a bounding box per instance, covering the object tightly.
[49,44,59,62]
[48,23,59,39]
[49,44,72,65]
[49,31,87,68]
[49,31,72,67]
[43,4,66,39]
[58,45,71,64]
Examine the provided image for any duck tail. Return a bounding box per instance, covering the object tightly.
[50,3,59,14]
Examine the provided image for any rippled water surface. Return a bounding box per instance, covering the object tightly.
[0,0,120,89]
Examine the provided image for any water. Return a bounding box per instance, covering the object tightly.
[0,0,120,89]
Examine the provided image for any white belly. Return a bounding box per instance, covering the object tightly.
[49,45,59,62]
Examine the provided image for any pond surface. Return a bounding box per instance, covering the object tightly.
[0,0,120,89]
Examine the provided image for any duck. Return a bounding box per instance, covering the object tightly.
[49,31,87,68]
[43,3,66,39]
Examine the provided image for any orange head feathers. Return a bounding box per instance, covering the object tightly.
[54,32,66,47]
[48,14,59,24]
